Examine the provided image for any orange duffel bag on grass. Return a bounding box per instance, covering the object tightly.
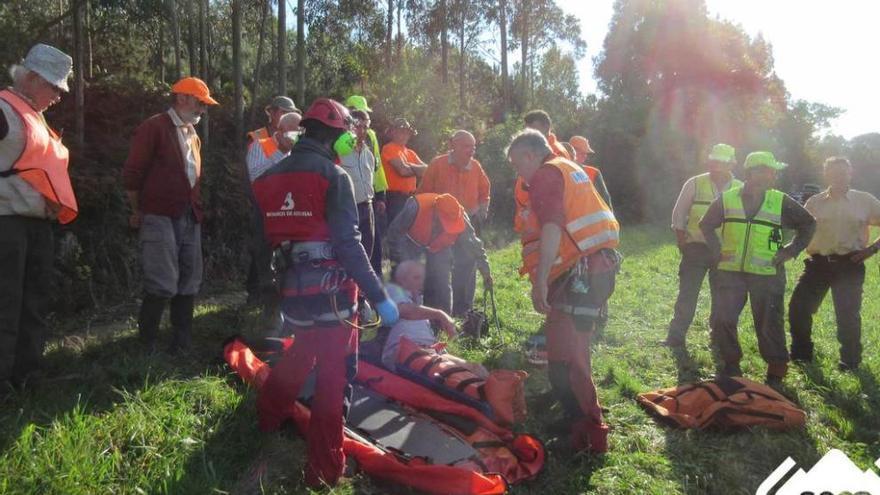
[637,376,806,430]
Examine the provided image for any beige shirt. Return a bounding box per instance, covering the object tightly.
[0,98,48,218]
[804,188,880,255]
[167,108,199,188]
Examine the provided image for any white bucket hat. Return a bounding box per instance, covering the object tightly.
[22,44,73,92]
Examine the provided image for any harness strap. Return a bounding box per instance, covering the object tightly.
[476,384,488,402]
[455,377,483,392]
[438,366,471,378]
[402,349,432,368]
[420,356,443,375]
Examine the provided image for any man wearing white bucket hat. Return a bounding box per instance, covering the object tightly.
[0,43,77,390]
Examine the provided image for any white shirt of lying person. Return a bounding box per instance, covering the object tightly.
[381,283,437,370]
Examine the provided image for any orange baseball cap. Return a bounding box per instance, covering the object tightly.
[171,77,219,105]
[435,194,466,234]
[569,135,594,154]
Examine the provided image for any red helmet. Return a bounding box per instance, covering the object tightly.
[301,98,352,130]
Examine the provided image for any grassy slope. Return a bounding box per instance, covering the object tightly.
[0,225,878,494]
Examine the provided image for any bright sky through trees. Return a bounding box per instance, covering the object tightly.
[559,0,879,139]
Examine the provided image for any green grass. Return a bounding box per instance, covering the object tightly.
[1,225,879,494]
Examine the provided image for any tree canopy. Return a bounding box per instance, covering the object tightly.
[0,0,857,309]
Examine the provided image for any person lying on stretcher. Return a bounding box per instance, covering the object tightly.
[381,260,488,378]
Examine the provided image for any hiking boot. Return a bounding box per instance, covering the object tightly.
[138,294,167,349]
[570,419,609,454]
[722,362,743,377]
[659,337,685,348]
[718,363,743,378]
[838,361,859,372]
[765,374,784,392]
[168,294,194,354]
[790,352,813,364]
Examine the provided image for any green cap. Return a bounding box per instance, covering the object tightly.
[333,131,357,157]
[344,95,372,112]
[744,151,787,170]
[708,143,736,163]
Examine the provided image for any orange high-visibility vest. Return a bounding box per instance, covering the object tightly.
[582,165,599,182]
[513,142,585,234]
[0,89,77,224]
[247,127,269,142]
[257,136,279,158]
[407,193,463,253]
[517,157,618,284]
[513,178,530,234]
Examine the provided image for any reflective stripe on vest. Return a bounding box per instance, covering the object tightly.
[718,187,784,275]
[0,89,77,224]
[407,193,462,253]
[517,157,619,284]
[686,173,742,244]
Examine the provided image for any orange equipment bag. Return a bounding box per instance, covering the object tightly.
[637,376,806,430]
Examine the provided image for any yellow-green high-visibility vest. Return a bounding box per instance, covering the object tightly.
[367,129,389,194]
[718,187,784,275]
[686,173,743,243]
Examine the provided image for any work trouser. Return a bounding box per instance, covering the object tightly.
[667,242,718,344]
[356,201,377,276]
[137,208,203,347]
[789,254,865,367]
[712,270,789,377]
[256,324,358,487]
[423,243,478,316]
[139,208,203,298]
[371,193,386,278]
[246,192,275,301]
[0,216,53,384]
[385,191,412,226]
[546,252,618,424]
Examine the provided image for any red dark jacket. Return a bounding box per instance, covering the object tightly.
[122,112,202,221]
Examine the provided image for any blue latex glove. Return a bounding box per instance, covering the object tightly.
[376,299,399,326]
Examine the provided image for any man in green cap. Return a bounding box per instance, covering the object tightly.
[344,95,388,276]
[699,151,815,388]
[664,143,742,348]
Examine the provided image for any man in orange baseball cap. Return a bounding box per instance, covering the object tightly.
[123,76,217,355]
[568,135,613,209]
[569,136,593,161]
[171,77,219,105]
[386,193,492,314]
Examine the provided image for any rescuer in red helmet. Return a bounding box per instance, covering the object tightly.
[250,97,399,487]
